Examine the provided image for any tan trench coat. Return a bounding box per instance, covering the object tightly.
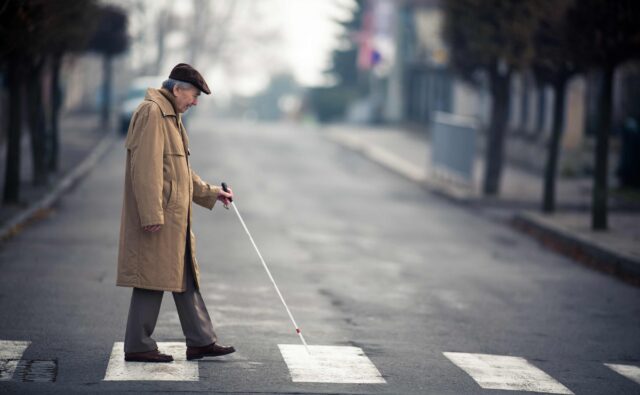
[117,88,221,292]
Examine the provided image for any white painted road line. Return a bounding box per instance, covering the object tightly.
[443,352,573,394]
[605,363,640,385]
[0,340,30,381]
[278,344,386,384]
[103,342,198,381]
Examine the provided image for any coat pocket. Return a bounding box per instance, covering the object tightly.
[163,179,175,209]
[162,151,186,211]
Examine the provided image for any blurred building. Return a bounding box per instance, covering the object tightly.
[60,55,129,114]
[349,0,640,177]
[350,0,458,125]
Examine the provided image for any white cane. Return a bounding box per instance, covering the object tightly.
[221,182,310,354]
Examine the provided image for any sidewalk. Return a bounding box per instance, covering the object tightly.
[323,123,640,284]
[0,112,115,240]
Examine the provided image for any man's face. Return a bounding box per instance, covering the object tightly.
[173,85,200,113]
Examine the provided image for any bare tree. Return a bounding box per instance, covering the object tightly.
[565,0,640,230]
[187,0,238,67]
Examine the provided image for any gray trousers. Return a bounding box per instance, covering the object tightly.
[124,245,217,353]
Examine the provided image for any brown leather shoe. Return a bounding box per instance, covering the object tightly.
[186,343,236,360]
[124,349,174,363]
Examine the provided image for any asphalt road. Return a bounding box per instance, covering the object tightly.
[0,117,639,394]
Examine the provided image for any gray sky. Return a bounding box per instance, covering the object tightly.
[120,0,357,100]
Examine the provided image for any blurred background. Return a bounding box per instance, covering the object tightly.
[0,0,639,257]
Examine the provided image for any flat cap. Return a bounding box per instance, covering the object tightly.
[169,63,211,95]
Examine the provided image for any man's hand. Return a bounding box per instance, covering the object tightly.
[218,186,233,208]
[143,224,162,232]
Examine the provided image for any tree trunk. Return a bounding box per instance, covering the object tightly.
[154,10,168,75]
[520,72,530,132]
[26,60,49,186]
[535,85,546,137]
[592,65,613,230]
[3,57,24,204]
[542,78,567,213]
[101,55,112,130]
[48,53,63,172]
[483,68,511,196]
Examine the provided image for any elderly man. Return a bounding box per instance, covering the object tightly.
[117,63,235,363]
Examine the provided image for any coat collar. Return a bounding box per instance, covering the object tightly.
[145,88,190,153]
[144,88,177,117]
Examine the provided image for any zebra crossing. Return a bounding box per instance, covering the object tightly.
[0,341,30,381]
[443,352,573,394]
[104,342,198,381]
[278,344,386,384]
[0,341,57,383]
[604,363,640,386]
[2,339,640,393]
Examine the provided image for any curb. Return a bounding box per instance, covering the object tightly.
[0,131,117,242]
[325,132,475,205]
[325,131,426,183]
[324,129,640,286]
[512,212,640,286]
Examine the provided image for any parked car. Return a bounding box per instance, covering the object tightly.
[119,76,164,135]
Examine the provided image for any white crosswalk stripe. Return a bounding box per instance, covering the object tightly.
[604,363,640,385]
[102,342,387,384]
[0,340,31,381]
[103,342,198,381]
[278,344,386,384]
[443,352,573,394]
[7,338,640,390]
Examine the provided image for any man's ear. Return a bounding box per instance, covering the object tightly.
[172,85,180,96]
